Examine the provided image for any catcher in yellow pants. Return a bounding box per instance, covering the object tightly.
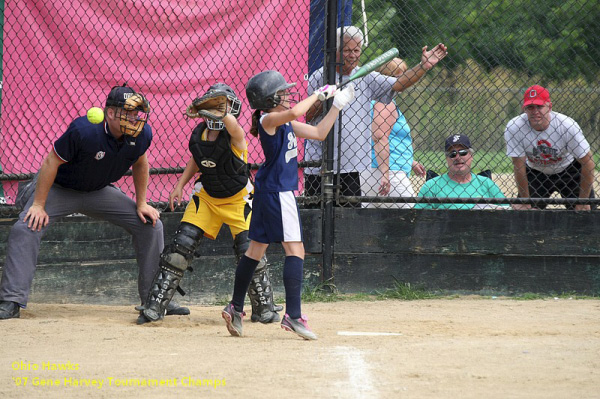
[137,83,281,324]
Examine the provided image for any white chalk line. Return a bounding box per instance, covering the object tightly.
[332,346,378,399]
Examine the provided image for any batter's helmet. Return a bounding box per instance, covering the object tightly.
[245,71,296,110]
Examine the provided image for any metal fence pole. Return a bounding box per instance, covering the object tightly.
[321,0,339,285]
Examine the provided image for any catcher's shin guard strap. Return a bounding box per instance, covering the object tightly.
[233,231,250,262]
[142,265,184,322]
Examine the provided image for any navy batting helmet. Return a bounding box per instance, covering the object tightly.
[245,71,296,110]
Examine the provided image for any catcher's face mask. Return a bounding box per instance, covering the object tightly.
[206,94,242,131]
[118,94,151,138]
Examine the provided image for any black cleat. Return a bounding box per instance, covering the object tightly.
[0,301,21,320]
[251,309,281,324]
[136,312,152,325]
[166,300,190,316]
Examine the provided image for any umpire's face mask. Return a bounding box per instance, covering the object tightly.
[118,109,147,138]
[118,93,151,140]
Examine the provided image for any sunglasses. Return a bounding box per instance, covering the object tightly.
[446,149,470,158]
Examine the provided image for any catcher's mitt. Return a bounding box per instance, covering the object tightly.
[186,91,229,120]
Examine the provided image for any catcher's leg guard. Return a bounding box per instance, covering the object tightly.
[142,223,203,322]
[233,232,280,324]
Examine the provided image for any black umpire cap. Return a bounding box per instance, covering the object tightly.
[106,84,136,108]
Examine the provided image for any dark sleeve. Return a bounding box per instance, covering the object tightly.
[53,123,80,162]
[136,124,153,156]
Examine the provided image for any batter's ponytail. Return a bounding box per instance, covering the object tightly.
[250,109,262,137]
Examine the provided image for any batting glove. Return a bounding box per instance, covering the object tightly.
[332,84,355,110]
[315,84,337,101]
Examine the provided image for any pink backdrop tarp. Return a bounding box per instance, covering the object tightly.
[1,0,310,202]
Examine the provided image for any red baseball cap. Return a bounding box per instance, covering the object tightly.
[523,85,551,107]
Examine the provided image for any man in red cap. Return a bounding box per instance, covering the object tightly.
[504,85,595,210]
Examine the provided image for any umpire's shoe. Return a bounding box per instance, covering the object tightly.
[0,301,20,320]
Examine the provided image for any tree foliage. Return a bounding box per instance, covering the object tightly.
[354,0,600,82]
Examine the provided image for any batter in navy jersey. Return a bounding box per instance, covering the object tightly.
[221,70,355,340]
[136,83,282,326]
[0,84,188,320]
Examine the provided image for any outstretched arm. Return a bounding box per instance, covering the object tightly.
[392,43,448,92]
[262,94,321,134]
[223,114,247,151]
[293,86,356,141]
[262,85,336,134]
[292,106,340,141]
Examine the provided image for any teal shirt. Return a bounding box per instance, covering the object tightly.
[415,173,507,209]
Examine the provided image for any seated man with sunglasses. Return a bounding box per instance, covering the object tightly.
[415,135,507,209]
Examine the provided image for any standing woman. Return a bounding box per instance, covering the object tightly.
[222,71,354,340]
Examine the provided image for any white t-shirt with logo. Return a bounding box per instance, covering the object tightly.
[504,111,590,175]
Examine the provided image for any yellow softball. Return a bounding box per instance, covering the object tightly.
[87,107,104,124]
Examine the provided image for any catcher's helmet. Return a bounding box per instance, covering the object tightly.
[245,71,296,110]
[204,82,242,130]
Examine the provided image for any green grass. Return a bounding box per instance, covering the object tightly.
[300,280,345,303]
[300,278,443,302]
[511,291,598,300]
[374,279,439,300]
[218,284,598,306]
[298,283,599,303]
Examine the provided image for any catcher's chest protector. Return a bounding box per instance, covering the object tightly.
[189,124,248,198]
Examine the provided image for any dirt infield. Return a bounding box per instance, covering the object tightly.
[1,298,599,399]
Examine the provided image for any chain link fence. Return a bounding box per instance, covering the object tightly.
[1,0,599,215]
[304,0,600,209]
